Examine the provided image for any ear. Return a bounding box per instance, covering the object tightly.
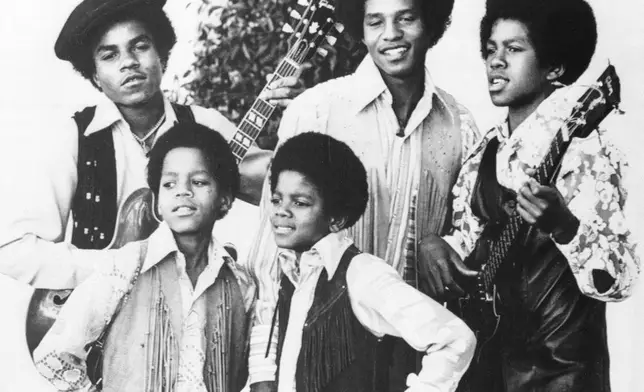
[546,64,566,83]
[217,194,233,219]
[328,216,347,233]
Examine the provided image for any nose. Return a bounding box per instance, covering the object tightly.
[489,49,506,69]
[120,50,140,71]
[272,202,291,218]
[382,20,403,41]
[175,182,193,198]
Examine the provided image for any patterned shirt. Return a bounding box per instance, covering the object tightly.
[32,222,256,391]
[443,87,640,301]
[277,231,475,392]
[245,55,481,382]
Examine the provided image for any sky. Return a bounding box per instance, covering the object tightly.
[0,1,643,391]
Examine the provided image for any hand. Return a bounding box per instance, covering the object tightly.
[516,178,580,243]
[417,234,478,301]
[250,381,277,392]
[258,63,311,108]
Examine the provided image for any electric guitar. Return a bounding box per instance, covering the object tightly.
[447,64,622,360]
[25,0,343,355]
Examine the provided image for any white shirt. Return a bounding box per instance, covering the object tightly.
[32,221,256,392]
[0,95,243,289]
[276,232,476,392]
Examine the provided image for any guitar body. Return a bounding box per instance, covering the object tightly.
[26,188,160,354]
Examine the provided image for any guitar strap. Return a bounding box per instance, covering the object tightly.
[71,104,194,250]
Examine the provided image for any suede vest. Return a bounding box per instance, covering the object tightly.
[276,245,388,392]
[102,250,251,392]
[71,104,195,250]
[459,137,610,392]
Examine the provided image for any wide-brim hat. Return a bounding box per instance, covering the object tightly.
[55,0,166,61]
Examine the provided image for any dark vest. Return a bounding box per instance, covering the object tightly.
[71,104,195,250]
[459,137,610,392]
[276,245,388,392]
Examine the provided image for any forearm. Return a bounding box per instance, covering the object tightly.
[0,235,100,289]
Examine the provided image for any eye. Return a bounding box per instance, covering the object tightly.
[507,45,523,53]
[365,18,382,27]
[162,181,175,189]
[485,46,496,56]
[192,179,209,187]
[270,196,281,206]
[399,14,417,23]
[293,199,311,207]
[100,52,116,61]
[134,42,151,52]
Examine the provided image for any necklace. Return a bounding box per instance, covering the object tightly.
[133,113,166,152]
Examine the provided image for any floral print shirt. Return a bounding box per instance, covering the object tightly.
[443,87,639,301]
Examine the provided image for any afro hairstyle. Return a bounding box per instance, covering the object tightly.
[269,132,369,230]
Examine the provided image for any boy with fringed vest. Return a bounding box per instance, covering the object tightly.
[258,132,476,392]
[33,123,256,392]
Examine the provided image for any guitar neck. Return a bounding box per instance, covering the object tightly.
[480,68,619,292]
[228,58,301,164]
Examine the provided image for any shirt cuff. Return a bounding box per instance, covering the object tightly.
[248,324,278,384]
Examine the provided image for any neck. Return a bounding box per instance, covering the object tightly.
[174,229,212,271]
[507,85,556,134]
[381,68,425,127]
[117,92,165,138]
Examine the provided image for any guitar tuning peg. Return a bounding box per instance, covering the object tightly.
[290,9,302,20]
[326,36,337,46]
[334,22,345,33]
[316,47,329,58]
[297,0,309,5]
[282,24,294,34]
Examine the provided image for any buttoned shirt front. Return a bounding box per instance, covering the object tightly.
[275,232,476,392]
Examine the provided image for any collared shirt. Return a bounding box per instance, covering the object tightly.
[276,232,475,392]
[246,55,481,383]
[0,95,242,290]
[443,87,640,301]
[32,221,255,392]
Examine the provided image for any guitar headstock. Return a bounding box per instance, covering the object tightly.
[566,64,621,139]
[281,0,343,64]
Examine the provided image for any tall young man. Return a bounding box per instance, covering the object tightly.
[0,0,302,290]
[427,0,639,390]
[246,0,481,390]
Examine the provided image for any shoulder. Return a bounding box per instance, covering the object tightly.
[287,74,358,114]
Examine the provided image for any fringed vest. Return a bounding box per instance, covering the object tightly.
[276,245,388,392]
[71,104,195,250]
[459,137,610,392]
[102,252,251,392]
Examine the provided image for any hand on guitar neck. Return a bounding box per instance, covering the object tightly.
[417,234,478,302]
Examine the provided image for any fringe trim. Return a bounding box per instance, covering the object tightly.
[300,292,356,392]
[144,293,177,392]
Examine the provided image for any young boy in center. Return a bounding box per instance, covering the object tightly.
[33,123,256,392]
[263,132,476,392]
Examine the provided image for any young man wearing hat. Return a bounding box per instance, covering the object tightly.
[0,0,302,289]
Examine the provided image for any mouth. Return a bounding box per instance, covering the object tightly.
[379,45,410,60]
[172,205,197,216]
[121,73,147,86]
[273,225,295,235]
[488,76,509,92]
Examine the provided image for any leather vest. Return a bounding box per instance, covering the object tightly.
[459,137,610,392]
[276,245,388,392]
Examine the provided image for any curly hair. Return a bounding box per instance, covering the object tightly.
[70,5,176,88]
[480,0,597,85]
[270,132,369,230]
[335,0,454,49]
[147,122,239,202]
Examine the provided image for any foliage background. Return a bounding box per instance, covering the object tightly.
[177,0,367,149]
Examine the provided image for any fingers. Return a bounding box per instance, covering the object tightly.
[258,75,305,108]
[450,251,478,277]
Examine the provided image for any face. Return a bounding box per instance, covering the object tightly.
[92,20,164,107]
[270,171,332,253]
[157,147,229,236]
[485,19,555,112]
[363,0,429,80]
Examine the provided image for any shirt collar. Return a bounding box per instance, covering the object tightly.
[141,221,231,275]
[83,95,178,136]
[349,54,439,115]
[278,231,354,283]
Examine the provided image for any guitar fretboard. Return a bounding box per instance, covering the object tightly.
[228,60,300,164]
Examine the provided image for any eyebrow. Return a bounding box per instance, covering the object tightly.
[487,37,530,46]
[94,34,152,54]
[365,8,415,18]
[161,170,211,177]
